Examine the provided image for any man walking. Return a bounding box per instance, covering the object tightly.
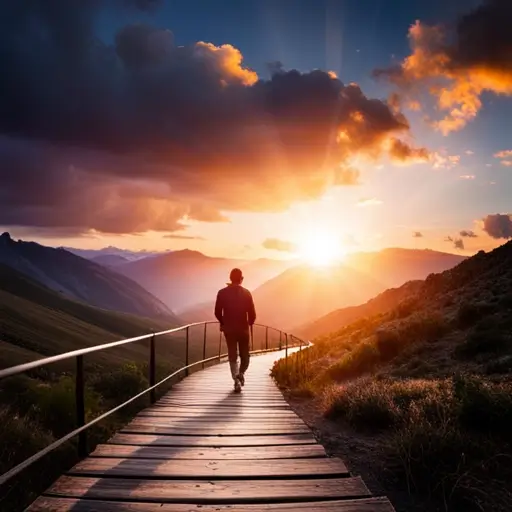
[214,268,256,392]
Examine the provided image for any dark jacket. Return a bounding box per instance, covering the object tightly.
[214,284,256,332]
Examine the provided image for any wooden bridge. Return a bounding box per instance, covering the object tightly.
[0,322,395,511]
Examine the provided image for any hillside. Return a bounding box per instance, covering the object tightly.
[273,242,512,512]
[117,250,292,312]
[0,233,174,319]
[251,264,384,331]
[0,263,184,370]
[297,280,424,340]
[302,242,512,379]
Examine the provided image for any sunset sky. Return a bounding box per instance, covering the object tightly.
[1,0,511,260]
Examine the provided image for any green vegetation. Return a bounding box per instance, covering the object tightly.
[0,361,175,511]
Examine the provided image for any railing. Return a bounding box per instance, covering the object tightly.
[0,321,310,487]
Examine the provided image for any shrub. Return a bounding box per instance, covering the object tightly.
[90,362,148,405]
[375,329,403,360]
[327,341,380,381]
[324,379,399,430]
[455,327,510,359]
[321,375,512,510]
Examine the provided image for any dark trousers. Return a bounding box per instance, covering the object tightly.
[224,329,250,375]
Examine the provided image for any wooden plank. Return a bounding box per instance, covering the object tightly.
[69,457,349,479]
[119,424,310,436]
[109,433,317,447]
[135,413,305,424]
[45,475,371,503]
[156,400,290,408]
[145,407,296,417]
[90,443,327,460]
[28,496,396,511]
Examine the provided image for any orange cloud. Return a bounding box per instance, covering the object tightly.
[374,1,512,133]
[495,150,512,159]
[388,137,430,164]
[262,238,297,253]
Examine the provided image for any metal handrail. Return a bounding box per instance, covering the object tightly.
[0,320,310,487]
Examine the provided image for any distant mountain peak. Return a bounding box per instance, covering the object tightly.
[1,231,12,241]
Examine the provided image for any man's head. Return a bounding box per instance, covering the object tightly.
[229,268,243,285]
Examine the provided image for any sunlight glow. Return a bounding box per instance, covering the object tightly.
[297,229,346,267]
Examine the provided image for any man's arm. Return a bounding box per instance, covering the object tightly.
[214,291,224,326]
[247,291,256,326]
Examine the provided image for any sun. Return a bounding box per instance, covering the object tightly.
[297,230,345,267]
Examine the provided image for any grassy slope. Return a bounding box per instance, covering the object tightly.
[0,263,207,370]
[272,242,512,511]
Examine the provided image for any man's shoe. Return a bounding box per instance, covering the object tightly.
[238,373,245,387]
[234,377,242,393]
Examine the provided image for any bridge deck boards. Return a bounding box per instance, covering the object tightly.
[27,350,396,511]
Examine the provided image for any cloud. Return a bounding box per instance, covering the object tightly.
[413,231,423,238]
[432,152,460,170]
[453,238,464,250]
[482,213,512,239]
[465,150,474,155]
[357,197,383,207]
[163,234,206,240]
[460,230,477,238]
[374,0,512,133]
[494,150,512,159]
[263,238,297,252]
[444,234,465,250]
[388,138,430,165]
[459,175,475,180]
[0,1,427,236]
[501,161,512,167]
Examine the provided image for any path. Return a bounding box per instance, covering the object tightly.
[27,351,395,511]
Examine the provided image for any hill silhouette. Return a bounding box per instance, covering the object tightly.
[0,233,174,319]
[117,249,292,312]
[181,248,464,331]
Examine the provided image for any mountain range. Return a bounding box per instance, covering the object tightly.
[115,250,294,312]
[181,248,465,331]
[0,233,176,320]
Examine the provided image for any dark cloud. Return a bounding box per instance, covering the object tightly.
[413,231,423,238]
[0,1,422,235]
[460,230,477,238]
[453,238,464,250]
[482,213,512,239]
[444,236,454,242]
[374,0,512,133]
[263,238,297,253]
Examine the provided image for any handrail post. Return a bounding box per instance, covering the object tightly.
[202,322,207,369]
[185,326,190,377]
[149,333,156,404]
[279,330,282,350]
[76,355,87,457]
[265,326,268,351]
[285,333,288,360]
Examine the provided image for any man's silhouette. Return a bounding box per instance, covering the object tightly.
[214,268,256,392]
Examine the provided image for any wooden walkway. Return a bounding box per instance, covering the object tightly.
[27,351,395,511]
